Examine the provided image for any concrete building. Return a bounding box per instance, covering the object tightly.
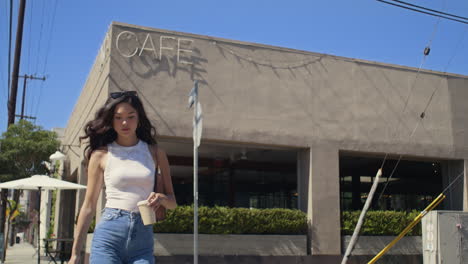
[59,21,468,261]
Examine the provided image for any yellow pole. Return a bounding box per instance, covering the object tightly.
[367,193,446,264]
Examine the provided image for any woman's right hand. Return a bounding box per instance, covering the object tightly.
[147,192,167,211]
[68,254,80,264]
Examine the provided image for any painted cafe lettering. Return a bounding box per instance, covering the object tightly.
[116,31,194,65]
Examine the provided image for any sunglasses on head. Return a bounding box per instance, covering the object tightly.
[110,91,138,99]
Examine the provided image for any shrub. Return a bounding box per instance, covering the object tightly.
[342,210,421,236]
[154,206,307,234]
[88,217,96,233]
[88,206,307,234]
[88,208,423,236]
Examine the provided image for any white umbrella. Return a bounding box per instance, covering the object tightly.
[0,175,86,190]
[0,175,86,264]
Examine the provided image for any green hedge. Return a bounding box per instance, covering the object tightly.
[89,208,423,236]
[342,210,421,236]
[153,206,307,234]
[89,206,307,234]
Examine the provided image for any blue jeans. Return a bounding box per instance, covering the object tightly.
[90,208,155,264]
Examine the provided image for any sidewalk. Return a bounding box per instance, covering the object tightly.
[3,242,40,264]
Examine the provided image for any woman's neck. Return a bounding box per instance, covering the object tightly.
[115,136,139,147]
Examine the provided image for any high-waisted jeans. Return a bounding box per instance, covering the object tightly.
[90,208,155,264]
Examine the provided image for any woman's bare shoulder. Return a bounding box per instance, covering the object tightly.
[91,147,108,156]
[148,144,165,155]
[89,147,108,165]
[155,146,166,156]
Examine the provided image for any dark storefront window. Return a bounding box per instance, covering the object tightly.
[339,154,443,212]
[200,169,297,209]
[169,148,297,209]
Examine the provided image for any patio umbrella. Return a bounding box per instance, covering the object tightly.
[0,175,86,264]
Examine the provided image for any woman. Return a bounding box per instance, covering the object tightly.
[69,91,177,264]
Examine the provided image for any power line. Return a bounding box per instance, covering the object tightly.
[347,14,465,256]
[389,0,468,22]
[26,0,34,74]
[24,0,36,122]
[34,0,46,75]
[425,0,445,52]
[28,0,49,120]
[41,0,59,74]
[441,170,465,195]
[376,0,468,25]
[421,25,468,121]
[380,23,468,198]
[34,0,59,119]
[26,0,40,120]
[377,36,435,179]
[374,0,468,203]
[17,74,45,120]
[379,69,467,200]
[377,1,445,194]
[346,2,464,259]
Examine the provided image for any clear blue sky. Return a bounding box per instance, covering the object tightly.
[1,0,467,134]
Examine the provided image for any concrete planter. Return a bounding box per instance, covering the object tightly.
[86,233,307,256]
[341,236,423,264]
[342,235,422,255]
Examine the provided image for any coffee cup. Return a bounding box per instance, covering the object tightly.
[137,200,156,225]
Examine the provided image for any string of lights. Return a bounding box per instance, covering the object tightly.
[211,41,324,70]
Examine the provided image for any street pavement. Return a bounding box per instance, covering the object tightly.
[3,242,44,264]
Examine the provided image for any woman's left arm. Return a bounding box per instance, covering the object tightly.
[148,147,177,210]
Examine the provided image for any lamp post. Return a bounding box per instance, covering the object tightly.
[37,151,65,262]
[49,151,65,174]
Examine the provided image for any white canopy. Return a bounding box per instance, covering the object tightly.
[0,174,86,190]
[0,174,86,264]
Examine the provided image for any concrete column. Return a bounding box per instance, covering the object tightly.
[297,150,310,213]
[307,144,341,255]
[58,190,77,239]
[53,190,61,239]
[39,190,51,255]
[53,160,65,244]
[442,160,464,210]
[75,161,88,219]
[463,160,468,211]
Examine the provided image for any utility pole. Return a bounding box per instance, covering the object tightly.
[7,0,26,126]
[8,0,13,99]
[18,74,45,120]
[3,0,26,261]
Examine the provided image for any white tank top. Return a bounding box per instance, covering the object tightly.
[104,140,156,212]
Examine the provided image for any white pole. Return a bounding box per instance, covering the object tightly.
[341,169,382,264]
[193,85,199,264]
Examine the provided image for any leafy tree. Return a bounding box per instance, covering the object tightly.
[0,120,60,181]
[0,120,60,250]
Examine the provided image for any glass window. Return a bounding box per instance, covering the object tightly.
[170,148,297,209]
[339,154,442,211]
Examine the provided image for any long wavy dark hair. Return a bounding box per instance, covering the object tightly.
[80,92,157,161]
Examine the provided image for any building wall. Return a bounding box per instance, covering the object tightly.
[60,27,112,241]
[62,22,468,256]
[109,22,468,159]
